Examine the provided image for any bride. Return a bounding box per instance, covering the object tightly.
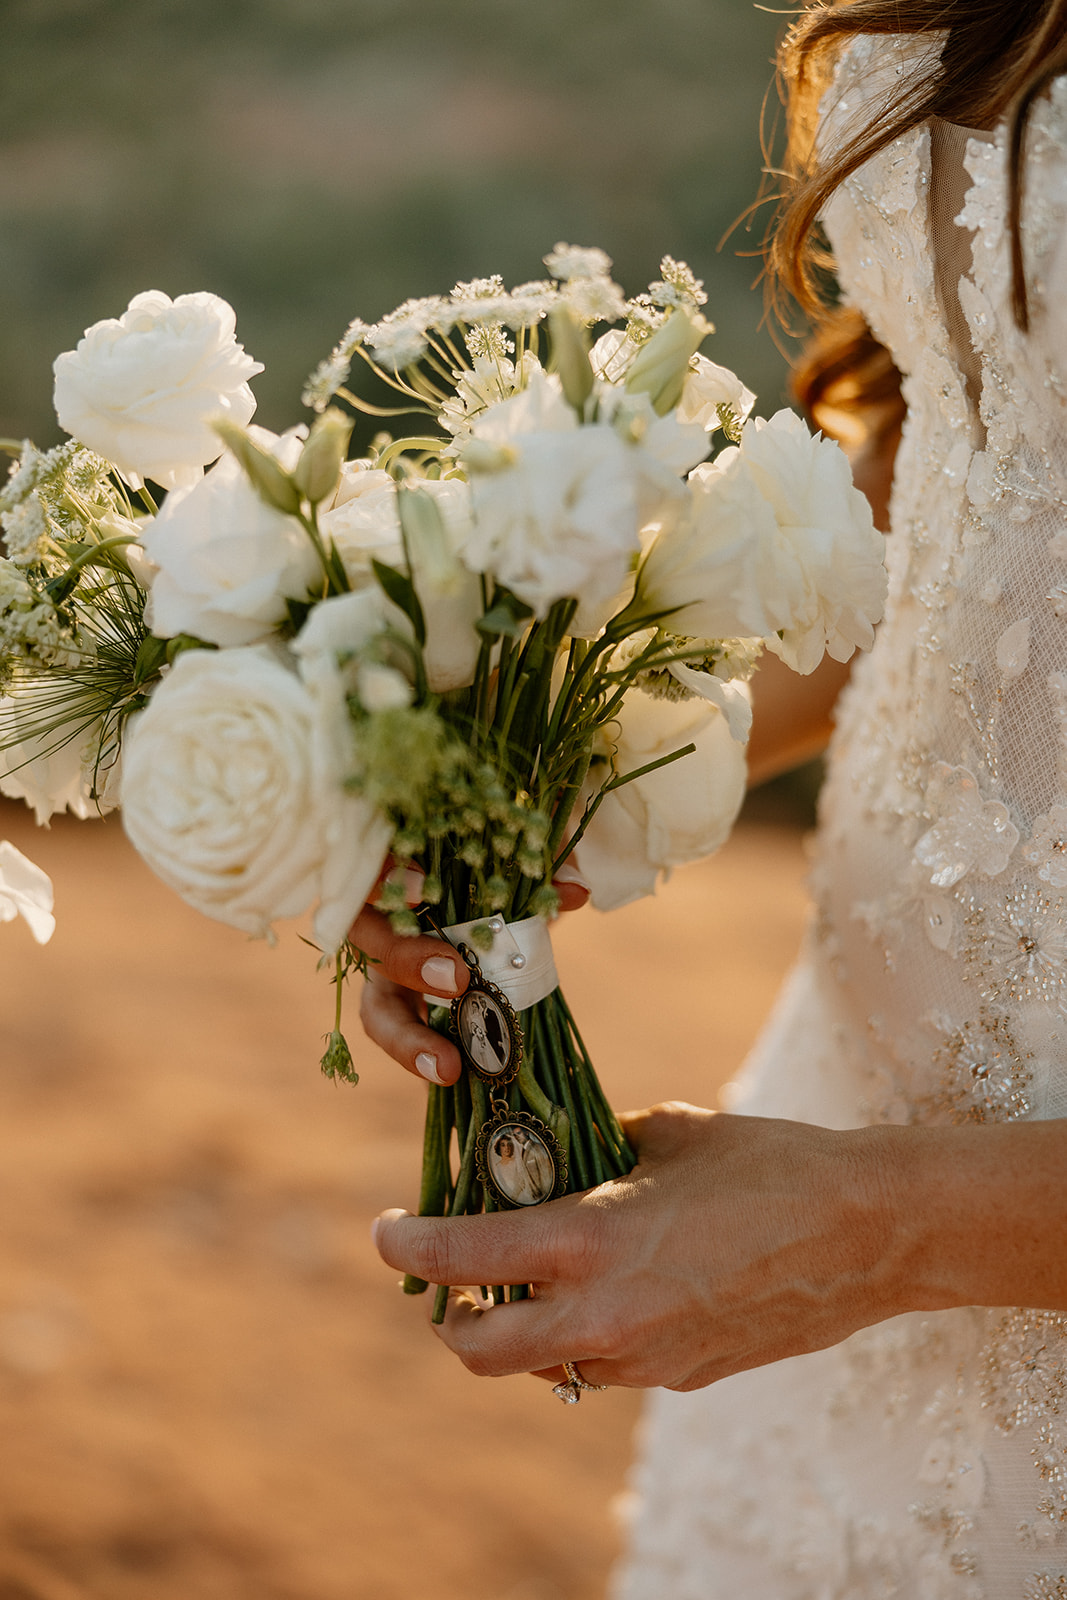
[361,0,1067,1590]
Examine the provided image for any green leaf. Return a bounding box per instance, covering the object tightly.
[371,557,426,647]
[476,592,534,639]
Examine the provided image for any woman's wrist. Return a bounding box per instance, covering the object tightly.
[863,1120,1067,1318]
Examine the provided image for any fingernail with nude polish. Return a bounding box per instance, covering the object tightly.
[420,955,459,995]
[416,1051,447,1085]
[553,859,591,891]
[404,867,426,906]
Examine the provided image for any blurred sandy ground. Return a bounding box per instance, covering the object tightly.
[0,795,808,1600]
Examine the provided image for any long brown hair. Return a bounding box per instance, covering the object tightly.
[771,0,1067,331]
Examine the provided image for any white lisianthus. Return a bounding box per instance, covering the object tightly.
[735,409,887,673]
[464,423,642,624]
[290,588,412,712]
[676,355,756,433]
[318,469,483,693]
[52,291,262,490]
[0,708,121,824]
[319,464,402,575]
[637,409,885,673]
[0,840,55,944]
[140,428,321,647]
[121,645,391,951]
[575,688,747,911]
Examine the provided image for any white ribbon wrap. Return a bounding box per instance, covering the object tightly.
[429,914,558,1011]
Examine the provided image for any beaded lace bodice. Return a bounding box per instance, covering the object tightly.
[616,35,1067,1600]
[815,36,1067,1133]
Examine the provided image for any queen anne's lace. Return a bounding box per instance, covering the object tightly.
[616,33,1067,1600]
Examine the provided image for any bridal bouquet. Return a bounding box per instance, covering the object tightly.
[0,247,885,1318]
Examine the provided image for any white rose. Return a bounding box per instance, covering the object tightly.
[121,645,391,951]
[140,428,321,647]
[52,291,262,490]
[0,705,120,824]
[0,840,55,945]
[575,688,747,911]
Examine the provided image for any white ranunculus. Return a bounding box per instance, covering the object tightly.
[52,291,262,490]
[140,428,321,648]
[676,355,756,432]
[637,409,886,673]
[575,689,747,911]
[0,707,121,824]
[0,840,55,944]
[121,645,391,951]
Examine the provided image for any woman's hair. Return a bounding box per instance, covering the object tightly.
[771,0,1067,330]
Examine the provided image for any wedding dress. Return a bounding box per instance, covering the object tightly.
[615,33,1067,1600]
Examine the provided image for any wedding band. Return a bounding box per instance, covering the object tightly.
[552,1360,607,1405]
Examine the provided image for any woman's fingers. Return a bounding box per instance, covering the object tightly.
[349,904,469,1001]
[373,1197,590,1293]
[431,1287,591,1380]
[359,972,463,1085]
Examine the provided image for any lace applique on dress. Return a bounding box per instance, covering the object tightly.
[615,36,1067,1600]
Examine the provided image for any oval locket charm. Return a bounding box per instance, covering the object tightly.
[450,942,524,1086]
[476,1107,568,1209]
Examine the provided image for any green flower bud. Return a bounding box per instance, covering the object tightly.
[320,1029,359,1084]
[624,308,712,416]
[397,484,463,595]
[469,921,495,953]
[485,874,510,910]
[548,303,594,415]
[213,418,301,514]
[294,407,354,505]
[527,884,560,919]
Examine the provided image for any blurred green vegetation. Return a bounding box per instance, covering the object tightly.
[0,0,791,451]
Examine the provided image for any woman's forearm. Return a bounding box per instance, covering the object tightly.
[875,1118,1067,1315]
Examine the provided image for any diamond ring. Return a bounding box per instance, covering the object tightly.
[552,1360,607,1404]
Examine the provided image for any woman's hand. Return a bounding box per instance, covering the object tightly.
[354,870,591,1088]
[373,1103,913,1391]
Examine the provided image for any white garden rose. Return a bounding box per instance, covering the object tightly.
[53,291,262,490]
[636,409,886,673]
[574,688,747,911]
[121,645,390,951]
[140,428,321,648]
[0,840,54,945]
